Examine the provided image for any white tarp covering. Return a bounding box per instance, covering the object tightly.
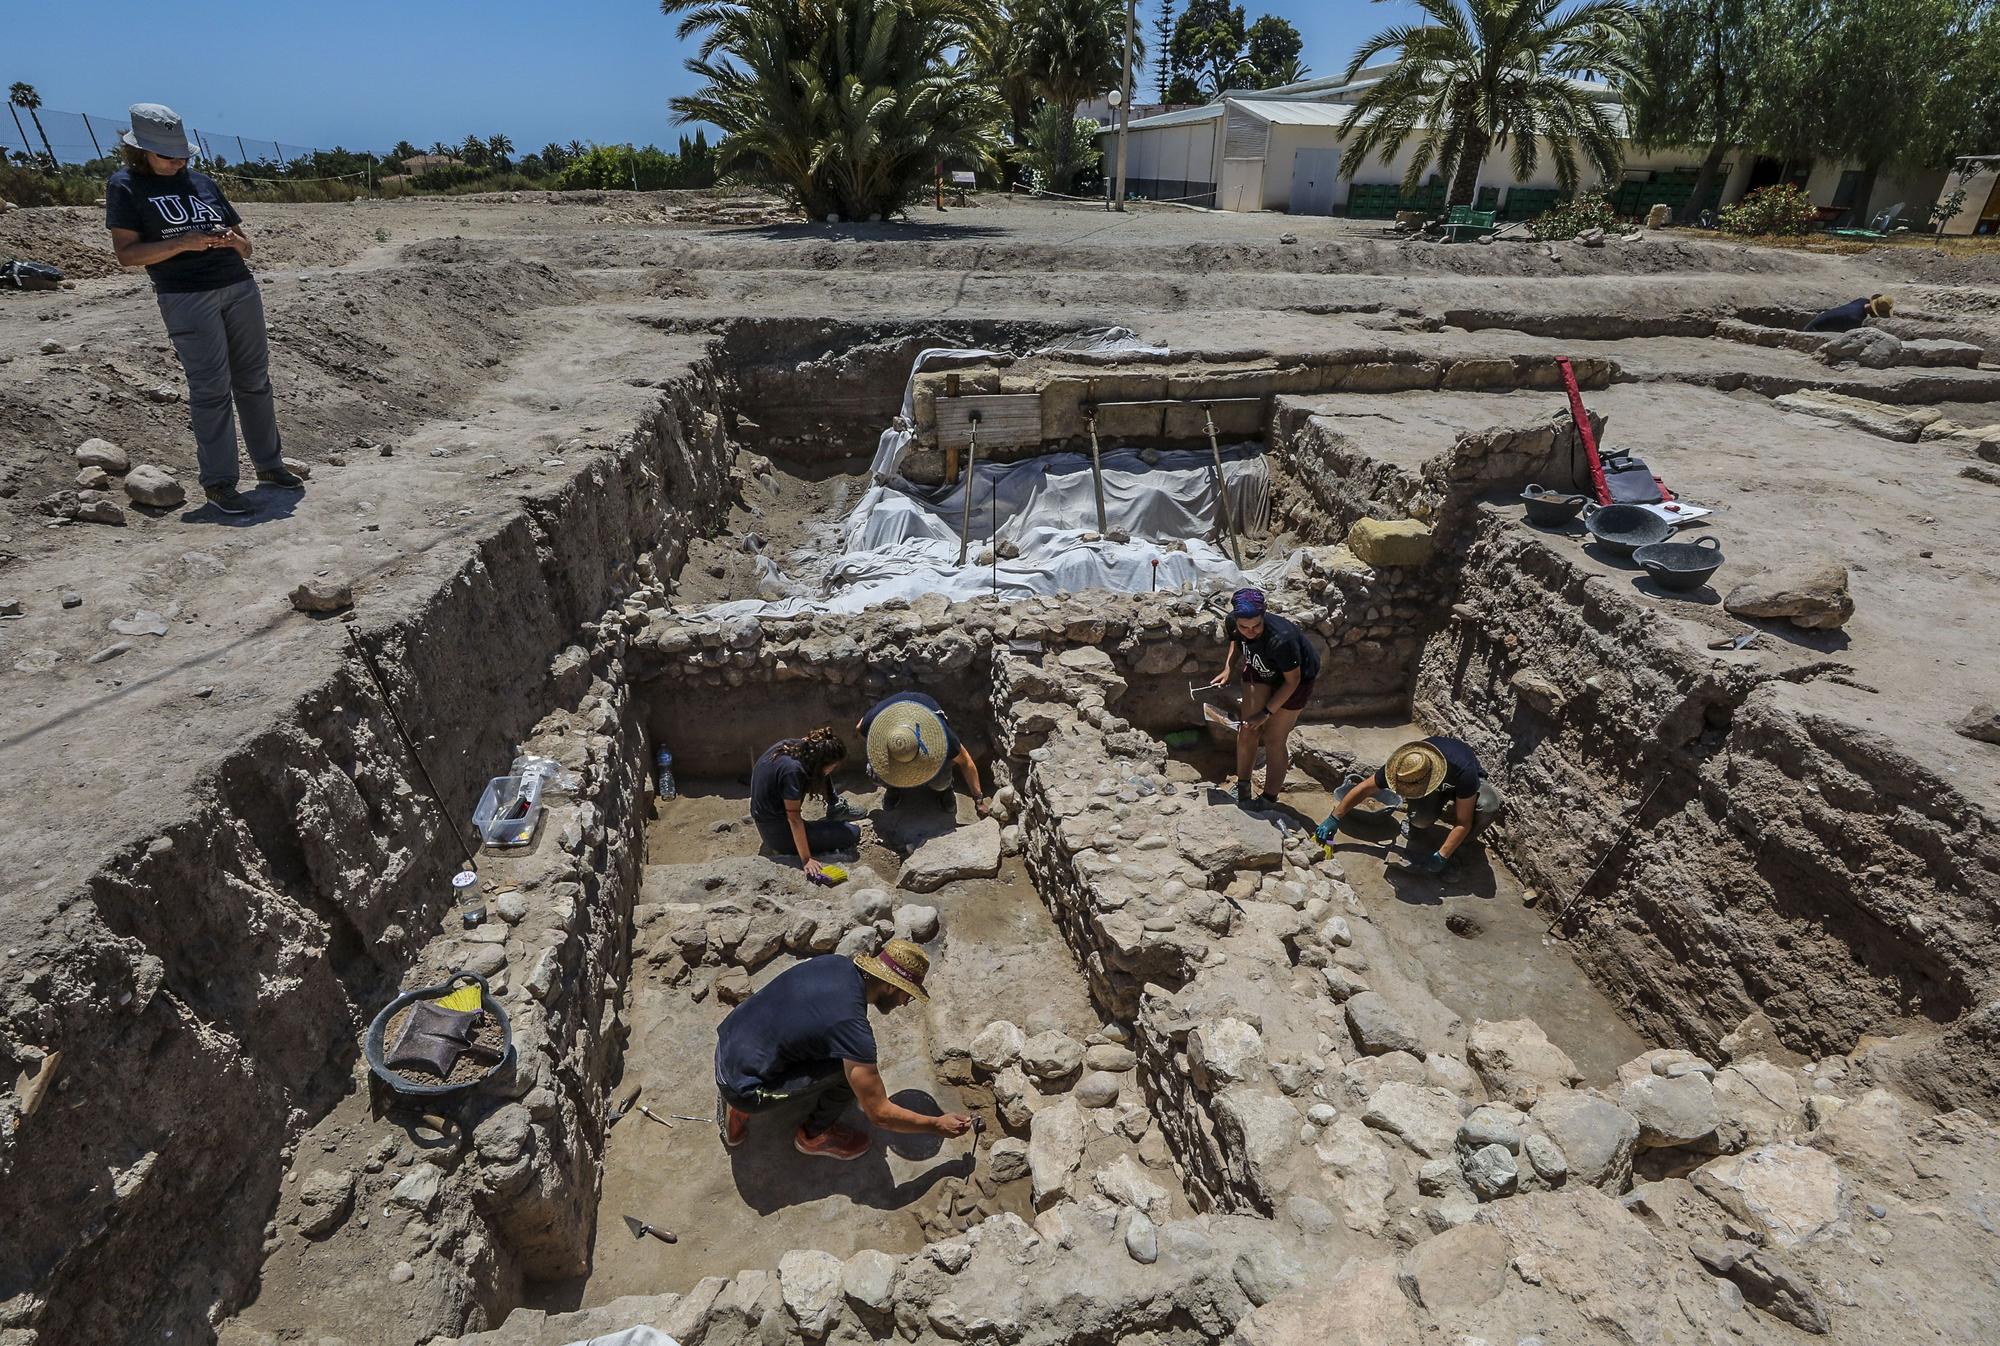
[561,1329,678,1346]
[698,331,1293,620]
[701,449,1276,619]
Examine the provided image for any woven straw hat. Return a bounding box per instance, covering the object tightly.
[867,700,951,788]
[1867,294,1894,317]
[855,938,930,1001]
[1385,741,1448,799]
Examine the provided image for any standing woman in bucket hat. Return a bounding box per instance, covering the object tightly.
[104,103,302,515]
[1208,588,1319,808]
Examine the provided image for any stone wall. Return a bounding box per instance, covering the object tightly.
[0,370,737,1346]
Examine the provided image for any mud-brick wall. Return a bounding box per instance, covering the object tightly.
[1413,517,2000,1110]
[0,372,736,1346]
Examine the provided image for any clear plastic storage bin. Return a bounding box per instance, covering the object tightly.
[473,773,544,848]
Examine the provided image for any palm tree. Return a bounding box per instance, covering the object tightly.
[1016,0,1132,193]
[662,0,1004,220]
[1338,0,1638,210]
[540,141,570,170]
[459,134,490,169]
[965,2,1038,143]
[486,133,514,168]
[9,82,57,169]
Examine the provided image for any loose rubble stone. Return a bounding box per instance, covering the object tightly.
[297,1168,357,1237]
[779,1249,844,1337]
[122,465,186,509]
[1457,1105,1522,1153]
[1467,1018,1580,1107]
[1231,1241,1305,1307]
[290,578,354,614]
[1952,703,2000,745]
[840,1248,898,1312]
[76,466,110,491]
[969,1020,1025,1074]
[1020,1030,1084,1081]
[1344,517,1435,568]
[892,904,940,942]
[73,492,127,526]
[1817,326,1902,369]
[74,437,129,473]
[1463,1142,1519,1199]
[1074,1070,1121,1108]
[1346,992,1425,1058]
[1189,1017,1265,1087]
[1123,1211,1158,1263]
[1724,558,1853,630]
[1084,1043,1136,1072]
[1691,1238,1830,1333]
[1531,1091,1639,1191]
[898,819,1002,892]
[1523,1132,1569,1184]
[987,1138,1030,1183]
[391,1165,441,1215]
[1094,1153,1171,1222]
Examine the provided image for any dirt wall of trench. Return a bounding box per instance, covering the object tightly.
[0,371,736,1346]
[1412,516,2000,1108]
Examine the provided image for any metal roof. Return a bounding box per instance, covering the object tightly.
[1227,99,1356,127]
[1110,103,1225,133]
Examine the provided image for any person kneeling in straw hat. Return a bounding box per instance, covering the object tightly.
[715,940,973,1160]
[859,692,989,817]
[1315,736,1502,875]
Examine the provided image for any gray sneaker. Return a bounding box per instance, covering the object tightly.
[204,484,254,515]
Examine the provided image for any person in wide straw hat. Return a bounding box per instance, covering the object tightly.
[858,692,988,817]
[714,939,972,1160]
[1315,734,1503,875]
[1804,292,1893,333]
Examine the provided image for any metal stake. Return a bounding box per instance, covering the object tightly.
[1203,405,1245,571]
[1085,404,1109,535]
[957,416,980,566]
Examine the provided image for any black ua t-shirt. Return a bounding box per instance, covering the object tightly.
[1231,611,1321,686]
[105,167,250,293]
[1802,298,1870,333]
[749,743,814,826]
[715,956,878,1095]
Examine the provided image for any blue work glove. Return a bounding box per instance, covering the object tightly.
[1413,850,1447,876]
[1314,813,1342,844]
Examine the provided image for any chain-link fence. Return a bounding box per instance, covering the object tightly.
[2,103,348,171]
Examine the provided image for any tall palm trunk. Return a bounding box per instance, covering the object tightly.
[1682,137,1728,223]
[1448,128,1488,208]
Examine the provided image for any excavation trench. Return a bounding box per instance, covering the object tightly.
[21,317,1990,1346]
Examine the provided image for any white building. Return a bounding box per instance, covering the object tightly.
[1100,62,1943,224]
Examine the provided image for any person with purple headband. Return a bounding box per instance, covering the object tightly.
[1208,587,1320,809]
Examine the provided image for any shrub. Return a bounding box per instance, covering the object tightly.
[1527,191,1619,241]
[1719,183,1817,237]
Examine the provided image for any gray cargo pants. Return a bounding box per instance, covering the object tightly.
[156,278,284,489]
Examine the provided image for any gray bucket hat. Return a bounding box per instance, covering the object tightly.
[121,103,193,159]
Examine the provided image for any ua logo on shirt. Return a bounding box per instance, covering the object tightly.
[148,194,225,226]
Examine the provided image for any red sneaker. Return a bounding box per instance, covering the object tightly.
[794,1123,869,1161]
[720,1099,750,1149]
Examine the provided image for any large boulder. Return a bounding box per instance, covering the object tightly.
[778,1249,845,1337]
[1531,1091,1639,1190]
[1214,1085,1302,1206]
[1346,992,1425,1059]
[1172,804,1284,884]
[1362,1082,1464,1158]
[1346,517,1435,567]
[969,1020,1025,1074]
[1816,326,1902,368]
[1621,1071,1722,1149]
[1092,1153,1172,1223]
[1019,1030,1084,1082]
[1724,557,1854,630]
[1315,1116,1395,1233]
[1236,1256,1419,1346]
[1466,1018,1580,1107]
[1027,1098,1087,1208]
[897,819,1002,892]
[1690,1143,1846,1249]
[1188,1017,1265,1088]
[1399,1223,1511,1310]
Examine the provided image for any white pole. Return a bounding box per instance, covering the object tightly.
[629,143,639,192]
[1114,0,1136,212]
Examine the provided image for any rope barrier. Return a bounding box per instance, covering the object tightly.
[209,167,373,185]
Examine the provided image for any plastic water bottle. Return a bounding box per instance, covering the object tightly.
[654,748,677,799]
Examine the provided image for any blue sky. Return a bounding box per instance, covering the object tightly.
[10,0,1379,156]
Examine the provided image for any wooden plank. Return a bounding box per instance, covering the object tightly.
[1088,397,1267,411]
[935,394,1042,450]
